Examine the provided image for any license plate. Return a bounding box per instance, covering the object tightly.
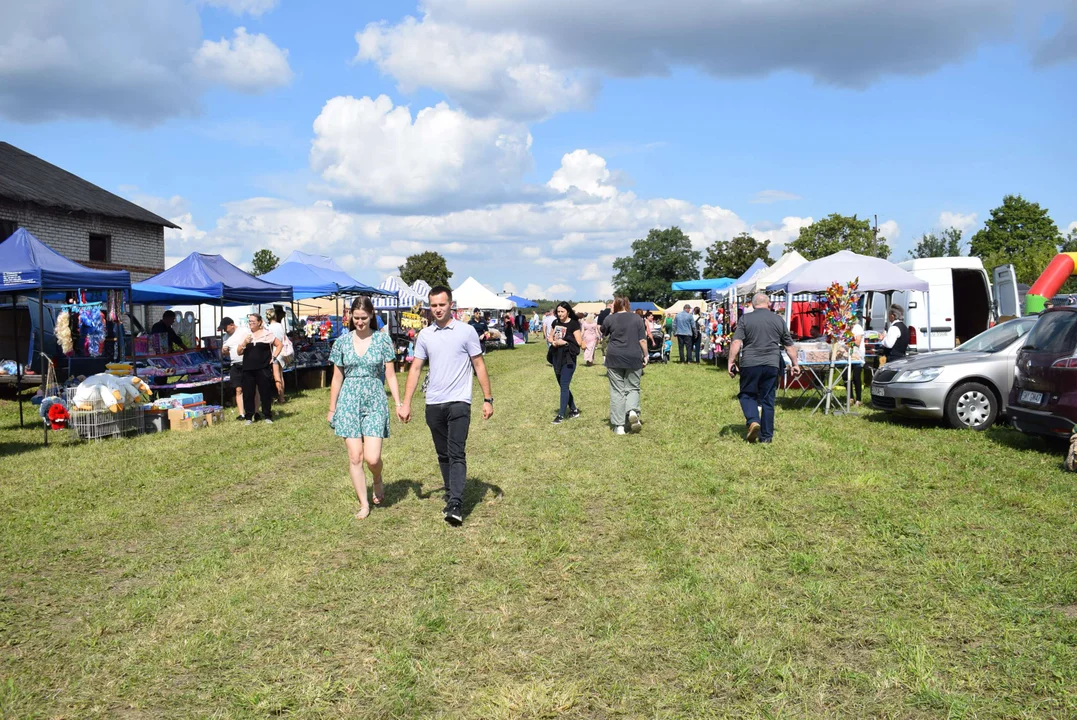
[873,386,885,397]
[1020,390,1043,405]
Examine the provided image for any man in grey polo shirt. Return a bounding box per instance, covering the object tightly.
[728,293,801,444]
[399,285,494,526]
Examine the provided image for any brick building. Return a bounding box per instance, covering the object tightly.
[0,141,178,327]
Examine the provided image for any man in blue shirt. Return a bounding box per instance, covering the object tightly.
[673,304,695,363]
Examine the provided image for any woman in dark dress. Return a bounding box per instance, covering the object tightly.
[549,301,585,425]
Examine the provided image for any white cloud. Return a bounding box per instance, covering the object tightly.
[1068,221,1077,235]
[425,0,1019,89]
[751,190,802,204]
[545,283,575,298]
[548,150,617,199]
[375,255,407,271]
[310,94,533,212]
[503,282,517,294]
[595,281,614,298]
[0,3,292,124]
[938,211,979,234]
[579,262,606,281]
[523,284,545,298]
[193,27,293,92]
[879,219,901,241]
[200,0,278,15]
[751,216,813,252]
[355,16,597,121]
[522,246,541,258]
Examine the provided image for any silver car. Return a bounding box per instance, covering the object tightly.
[870,316,1038,430]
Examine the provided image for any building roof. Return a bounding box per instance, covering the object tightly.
[0,142,179,229]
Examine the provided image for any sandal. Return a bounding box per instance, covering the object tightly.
[372,478,384,506]
[355,505,371,520]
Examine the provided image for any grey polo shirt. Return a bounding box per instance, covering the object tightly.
[732,308,794,368]
[414,318,483,405]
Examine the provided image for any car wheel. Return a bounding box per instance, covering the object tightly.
[945,381,997,430]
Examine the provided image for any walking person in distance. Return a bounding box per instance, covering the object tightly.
[581,312,601,366]
[673,304,695,363]
[728,293,801,444]
[602,296,647,435]
[398,286,494,526]
[549,302,584,424]
[327,297,402,521]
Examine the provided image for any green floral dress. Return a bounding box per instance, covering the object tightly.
[329,331,395,439]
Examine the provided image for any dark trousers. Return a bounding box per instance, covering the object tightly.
[738,365,779,441]
[425,401,471,506]
[691,334,701,363]
[241,366,274,420]
[677,335,692,362]
[848,364,862,402]
[505,324,515,349]
[554,360,577,417]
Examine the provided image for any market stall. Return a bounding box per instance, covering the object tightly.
[131,252,292,404]
[0,228,131,442]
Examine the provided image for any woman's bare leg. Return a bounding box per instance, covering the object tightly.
[345,437,370,519]
[363,436,384,504]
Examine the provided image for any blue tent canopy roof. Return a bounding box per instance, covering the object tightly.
[507,294,536,308]
[0,228,130,294]
[259,262,338,300]
[630,301,660,311]
[670,277,736,292]
[133,252,292,305]
[282,250,391,296]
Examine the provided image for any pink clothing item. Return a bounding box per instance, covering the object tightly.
[581,320,600,364]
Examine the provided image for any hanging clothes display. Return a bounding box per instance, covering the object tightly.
[79,307,106,356]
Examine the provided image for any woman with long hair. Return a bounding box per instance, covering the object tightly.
[549,301,585,424]
[327,296,402,520]
[602,296,647,434]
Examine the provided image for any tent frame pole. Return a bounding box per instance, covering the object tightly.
[39,288,46,446]
[13,295,22,427]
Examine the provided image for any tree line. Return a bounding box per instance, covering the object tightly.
[611,195,1077,306]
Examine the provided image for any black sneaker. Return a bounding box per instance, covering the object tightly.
[551,415,564,425]
[444,502,463,526]
[253,413,263,422]
[568,408,581,420]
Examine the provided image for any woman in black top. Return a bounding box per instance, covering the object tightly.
[549,301,585,424]
[237,313,282,424]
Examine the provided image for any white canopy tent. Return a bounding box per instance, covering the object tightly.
[737,250,808,296]
[453,277,515,310]
[768,250,933,350]
[410,279,431,301]
[372,276,426,309]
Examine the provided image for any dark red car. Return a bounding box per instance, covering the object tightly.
[1009,307,1077,438]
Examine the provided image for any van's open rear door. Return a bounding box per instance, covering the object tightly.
[993,264,1021,319]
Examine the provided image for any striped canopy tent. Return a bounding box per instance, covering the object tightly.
[410,280,431,301]
[373,276,426,309]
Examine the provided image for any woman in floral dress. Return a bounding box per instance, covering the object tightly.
[327,297,402,520]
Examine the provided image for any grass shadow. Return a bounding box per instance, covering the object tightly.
[862,411,938,430]
[380,478,425,508]
[717,423,748,440]
[986,426,1066,457]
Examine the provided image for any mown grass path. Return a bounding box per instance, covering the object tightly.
[2,342,1076,718]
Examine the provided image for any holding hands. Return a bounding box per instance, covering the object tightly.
[396,403,411,423]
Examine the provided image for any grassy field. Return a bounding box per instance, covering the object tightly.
[2,341,1076,718]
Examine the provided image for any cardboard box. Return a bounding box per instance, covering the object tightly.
[171,415,209,432]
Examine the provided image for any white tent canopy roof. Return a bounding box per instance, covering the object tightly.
[373,276,426,309]
[768,250,930,294]
[737,250,808,295]
[453,277,515,310]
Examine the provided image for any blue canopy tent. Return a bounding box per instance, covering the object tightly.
[630,302,660,312]
[259,262,338,300]
[132,253,292,408]
[0,228,132,438]
[282,251,391,296]
[507,294,537,308]
[670,277,736,292]
[132,253,292,306]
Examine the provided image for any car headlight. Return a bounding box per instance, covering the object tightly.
[895,367,943,383]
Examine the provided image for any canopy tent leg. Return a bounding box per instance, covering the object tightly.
[219,299,225,411]
[39,288,47,446]
[13,295,23,427]
[926,292,933,352]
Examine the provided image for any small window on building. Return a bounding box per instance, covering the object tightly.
[89,233,111,263]
[0,219,17,242]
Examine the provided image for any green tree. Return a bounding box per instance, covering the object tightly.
[703,232,771,278]
[1060,227,1077,254]
[612,227,701,307]
[969,194,1061,285]
[399,251,452,287]
[251,248,279,276]
[787,213,890,260]
[909,227,964,259]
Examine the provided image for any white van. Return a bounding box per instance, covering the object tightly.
[868,258,1021,352]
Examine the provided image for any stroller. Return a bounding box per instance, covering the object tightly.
[647,330,670,363]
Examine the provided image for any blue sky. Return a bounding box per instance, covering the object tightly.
[1,0,1075,300]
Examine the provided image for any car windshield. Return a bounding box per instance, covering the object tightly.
[1024,311,1077,353]
[956,317,1037,353]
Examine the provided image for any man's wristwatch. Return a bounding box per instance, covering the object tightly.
[484,397,494,404]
